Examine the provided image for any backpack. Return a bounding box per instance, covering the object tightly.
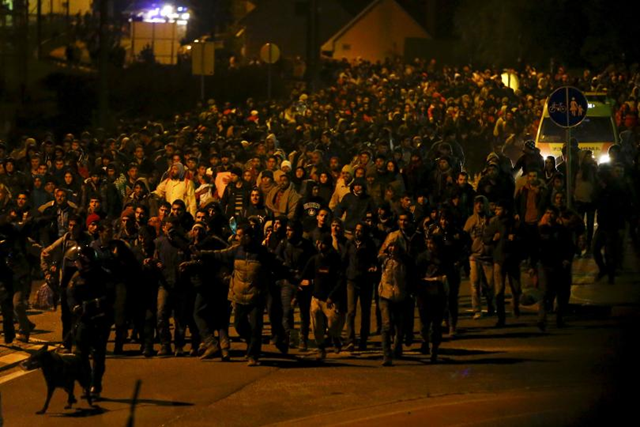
[34,283,57,311]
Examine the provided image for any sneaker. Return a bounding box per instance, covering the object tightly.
[473,312,482,320]
[142,346,154,358]
[420,342,430,355]
[344,343,355,353]
[247,358,260,367]
[381,357,393,367]
[90,386,102,400]
[315,348,326,361]
[393,346,403,359]
[298,340,308,352]
[16,333,29,343]
[221,348,231,362]
[333,339,342,354]
[3,332,15,345]
[189,347,199,357]
[200,343,221,360]
[157,345,172,357]
[275,340,289,355]
[174,346,185,357]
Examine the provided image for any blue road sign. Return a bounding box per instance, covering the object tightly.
[547,86,589,128]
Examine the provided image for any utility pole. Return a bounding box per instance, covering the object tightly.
[37,0,42,59]
[306,0,319,91]
[98,0,109,128]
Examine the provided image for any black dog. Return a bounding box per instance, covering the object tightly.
[21,344,93,414]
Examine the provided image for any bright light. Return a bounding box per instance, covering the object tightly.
[501,72,519,91]
[185,45,192,50]
[161,5,174,17]
[181,13,190,20]
[598,154,610,164]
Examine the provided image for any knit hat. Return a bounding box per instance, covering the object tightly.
[341,164,353,175]
[280,160,292,170]
[523,140,536,152]
[86,213,101,228]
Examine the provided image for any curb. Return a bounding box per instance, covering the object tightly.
[0,338,50,374]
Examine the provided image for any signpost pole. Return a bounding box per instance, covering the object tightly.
[267,44,272,100]
[200,43,205,102]
[565,87,573,210]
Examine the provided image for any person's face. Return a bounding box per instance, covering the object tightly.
[90,174,101,185]
[89,198,100,211]
[312,185,320,197]
[398,215,409,230]
[162,221,173,235]
[375,157,385,169]
[355,168,365,179]
[286,225,296,241]
[330,157,339,170]
[68,219,80,236]
[55,160,65,170]
[386,162,396,173]
[401,196,412,209]
[360,153,370,165]
[99,226,113,242]
[438,159,449,171]
[331,221,342,236]
[135,208,147,223]
[158,205,169,218]
[527,172,538,184]
[353,184,363,197]
[487,165,498,177]
[55,190,67,205]
[243,171,253,182]
[121,216,133,230]
[30,157,40,168]
[457,174,468,186]
[172,155,181,165]
[341,171,351,182]
[319,173,329,184]
[279,175,290,190]
[274,219,283,232]
[495,205,505,218]
[426,239,436,252]
[16,194,28,207]
[171,204,185,218]
[545,158,554,169]
[195,211,207,223]
[134,147,144,159]
[170,165,180,179]
[64,173,73,184]
[37,164,48,175]
[354,224,364,241]
[250,190,261,205]
[554,193,565,207]
[88,222,98,235]
[317,209,328,227]
[238,228,252,247]
[266,157,276,170]
[544,209,557,223]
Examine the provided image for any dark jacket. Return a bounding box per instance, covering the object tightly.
[302,249,344,302]
[343,236,378,282]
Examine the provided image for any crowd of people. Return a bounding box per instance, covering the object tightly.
[1,58,639,395]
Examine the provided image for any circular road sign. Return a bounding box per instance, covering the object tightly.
[547,86,589,128]
[260,43,280,64]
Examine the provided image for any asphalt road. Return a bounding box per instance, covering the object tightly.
[1,243,639,426]
[1,300,638,426]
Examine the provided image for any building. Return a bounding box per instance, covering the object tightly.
[321,0,430,62]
